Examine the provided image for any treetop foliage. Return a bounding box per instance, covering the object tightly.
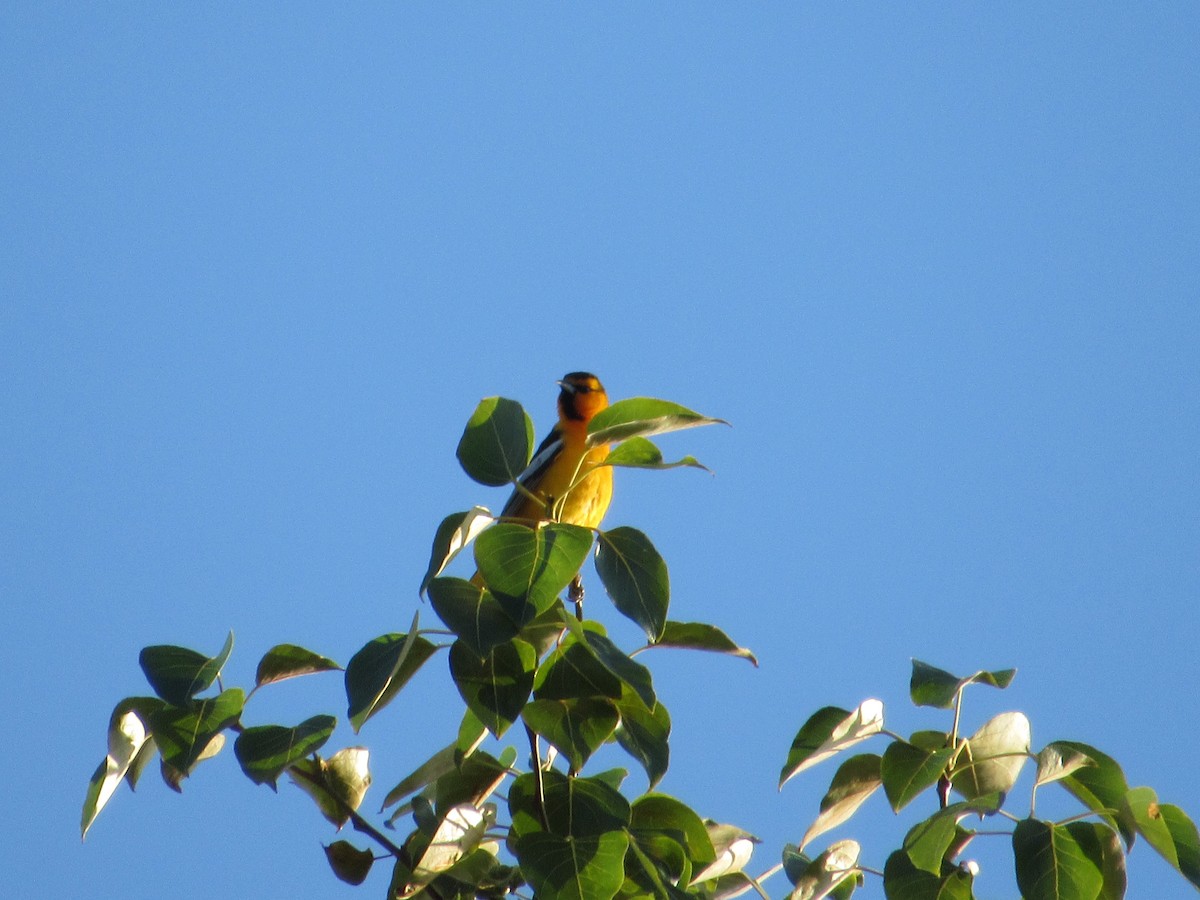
[83,388,1199,899]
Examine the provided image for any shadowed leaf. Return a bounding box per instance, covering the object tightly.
[456,396,534,486]
[255,644,340,688]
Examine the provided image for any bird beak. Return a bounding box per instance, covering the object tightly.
[556,379,577,394]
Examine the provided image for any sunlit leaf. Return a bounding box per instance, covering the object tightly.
[691,823,758,884]
[950,711,1030,801]
[456,396,534,486]
[410,803,495,886]
[587,397,728,446]
[1034,742,1093,788]
[1122,786,1200,889]
[780,701,884,787]
[326,746,372,816]
[800,754,883,850]
[601,436,711,472]
[419,507,495,595]
[786,840,861,900]
[430,749,513,813]
[81,701,159,838]
[289,747,371,828]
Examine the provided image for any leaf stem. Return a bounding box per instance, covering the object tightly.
[287,761,405,858]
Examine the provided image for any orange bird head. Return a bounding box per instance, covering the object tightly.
[556,372,609,425]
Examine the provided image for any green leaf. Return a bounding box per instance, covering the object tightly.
[410,803,496,887]
[510,769,632,836]
[1055,741,1134,846]
[456,396,534,486]
[1035,742,1094,788]
[601,436,711,472]
[909,659,1016,709]
[324,840,375,886]
[1071,822,1129,900]
[786,840,862,900]
[882,848,974,900]
[902,814,962,877]
[624,832,692,899]
[149,688,244,775]
[534,634,623,702]
[139,631,234,706]
[690,822,759,884]
[475,522,595,624]
[950,711,1031,801]
[594,526,669,641]
[881,741,956,813]
[428,577,519,658]
[345,618,438,732]
[780,701,885,787]
[523,697,620,772]
[381,713,487,814]
[1012,820,1113,900]
[233,715,336,787]
[431,749,514,812]
[382,743,458,817]
[512,830,629,900]
[419,507,495,595]
[1122,786,1200,889]
[289,747,372,828]
[254,644,340,688]
[653,620,757,666]
[449,637,537,738]
[518,600,569,658]
[579,623,656,708]
[801,754,883,851]
[630,794,717,869]
[586,397,728,447]
[615,685,671,789]
[900,798,999,875]
[509,772,632,898]
[81,699,163,838]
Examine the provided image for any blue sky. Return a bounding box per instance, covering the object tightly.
[3,5,1198,898]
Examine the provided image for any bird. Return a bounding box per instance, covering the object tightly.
[498,371,614,530]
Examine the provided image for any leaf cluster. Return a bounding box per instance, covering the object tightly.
[81,388,1199,900]
[777,660,1200,899]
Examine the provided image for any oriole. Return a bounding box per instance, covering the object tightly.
[498,372,613,530]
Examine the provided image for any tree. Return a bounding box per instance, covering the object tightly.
[83,388,1199,899]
